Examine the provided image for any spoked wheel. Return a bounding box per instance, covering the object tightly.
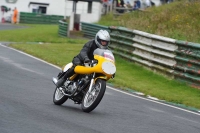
[53,87,68,105]
[81,79,106,113]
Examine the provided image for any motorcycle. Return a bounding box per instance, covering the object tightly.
[52,48,116,113]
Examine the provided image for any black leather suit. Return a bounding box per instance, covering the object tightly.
[63,39,98,80]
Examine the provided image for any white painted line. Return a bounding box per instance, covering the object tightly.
[0,56,43,75]
[147,95,159,101]
[1,43,200,116]
[0,43,61,70]
[133,92,145,96]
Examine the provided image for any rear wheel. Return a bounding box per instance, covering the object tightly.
[53,87,68,105]
[53,72,68,105]
[81,79,106,113]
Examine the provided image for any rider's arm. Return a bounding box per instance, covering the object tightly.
[79,40,93,62]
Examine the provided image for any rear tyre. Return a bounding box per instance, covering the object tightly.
[81,79,106,113]
[53,87,68,105]
[53,72,68,105]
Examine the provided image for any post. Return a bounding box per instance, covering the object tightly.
[64,0,67,20]
[106,3,109,13]
[113,0,116,14]
[110,1,113,12]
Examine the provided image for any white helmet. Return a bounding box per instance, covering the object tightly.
[95,30,110,49]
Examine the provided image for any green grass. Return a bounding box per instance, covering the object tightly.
[10,43,83,67]
[0,24,87,44]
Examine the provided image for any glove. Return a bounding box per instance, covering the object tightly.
[84,58,91,67]
[112,73,115,79]
[84,58,90,63]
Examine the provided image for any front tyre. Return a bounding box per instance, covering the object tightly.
[53,87,68,105]
[81,79,106,113]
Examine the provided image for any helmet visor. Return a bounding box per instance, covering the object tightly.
[101,40,109,46]
[97,37,109,47]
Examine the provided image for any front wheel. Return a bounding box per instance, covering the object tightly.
[81,79,106,113]
[53,87,68,105]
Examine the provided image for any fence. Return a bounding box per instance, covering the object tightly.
[109,26,200,88]
[80,23,200,88]
[174,41,200,88]
[20,12,65,24]
[109,26,176,74]
[81,22,109,38]
[58,20,69,37]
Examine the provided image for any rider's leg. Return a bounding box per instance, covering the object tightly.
[54,66,75,88]
[53,57,82,88]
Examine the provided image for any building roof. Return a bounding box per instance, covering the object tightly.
[28,2,49,7]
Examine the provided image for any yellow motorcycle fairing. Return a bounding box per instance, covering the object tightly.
[94,74,110,81]
[74,54,116,81]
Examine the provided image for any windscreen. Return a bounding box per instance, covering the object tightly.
[93,48,115,62]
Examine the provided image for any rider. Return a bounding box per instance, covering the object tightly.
[52,29,111,88]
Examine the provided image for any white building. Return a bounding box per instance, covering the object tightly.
[0,0,102,23]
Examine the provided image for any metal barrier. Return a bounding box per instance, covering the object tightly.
[81,22,109,38]
[108,26,200,88]
[80,22,200,88]
[174,41,200,88]
[109,26,177,74]
[20,12,65,24]
[58,20,69,37]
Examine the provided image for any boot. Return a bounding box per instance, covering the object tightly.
[52,67,75,88]
[52,77,66,88]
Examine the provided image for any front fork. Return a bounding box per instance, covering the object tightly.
[87,60,97,94]
[88,72,96,94]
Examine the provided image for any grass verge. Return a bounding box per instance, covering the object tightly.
[97,0,200,43]
[0,24,87,44]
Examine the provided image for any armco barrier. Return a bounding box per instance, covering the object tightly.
[81,22,109,38]
[20,12,65,24]
[174,41,200,88]
[109,26,177,74]
[108,26,200,88]
[58,20,69,37]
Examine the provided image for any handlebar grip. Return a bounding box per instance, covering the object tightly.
[92,60,98,64]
